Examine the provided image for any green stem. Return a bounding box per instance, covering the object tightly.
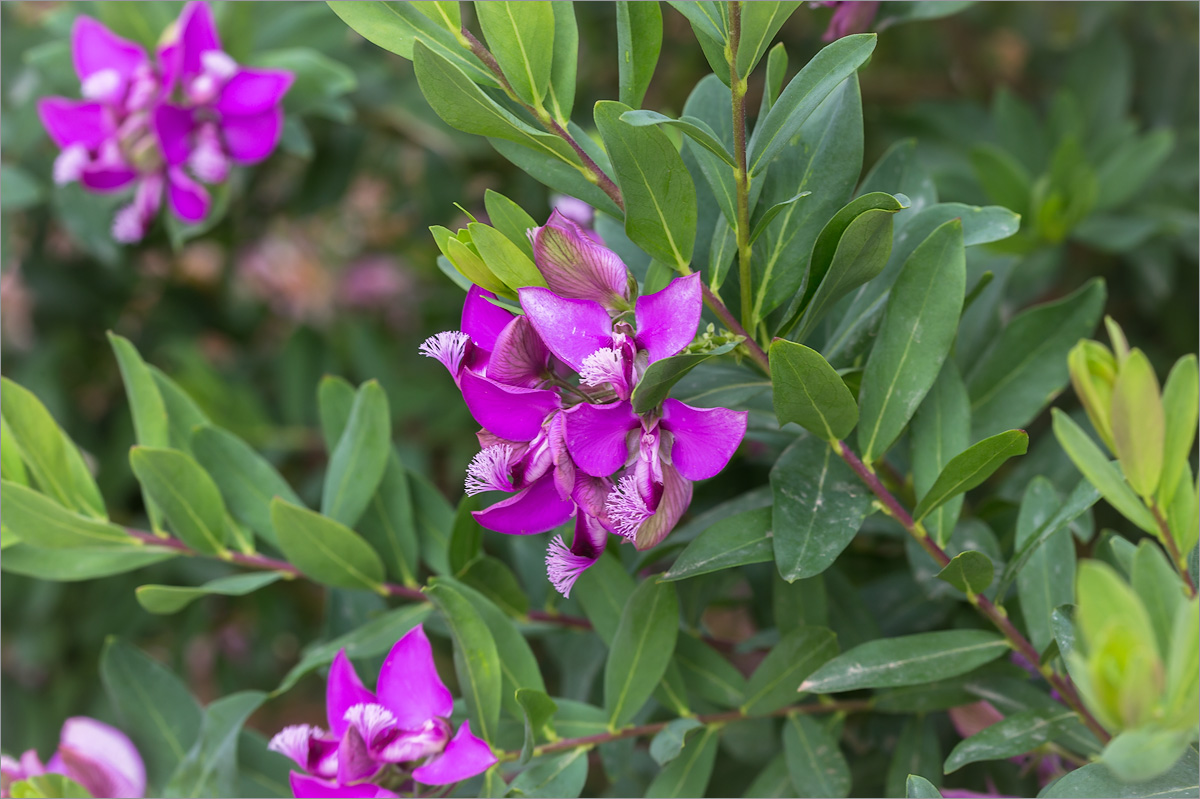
[1150,502,1197,597]
[727,2,755,335]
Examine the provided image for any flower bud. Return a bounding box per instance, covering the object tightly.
[530,210,631,311]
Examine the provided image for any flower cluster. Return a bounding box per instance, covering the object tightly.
[37,2,292,243]
[422,211,748,596]
[268,626,496,798]
[0,717,145,799]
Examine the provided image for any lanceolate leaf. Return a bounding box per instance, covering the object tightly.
[616,1,662,109]
[1039,746,1199,798]
[510,747,589,799]
[604,579,680,728]
[632,341,738,414]
[742,626,838,715]
[136,572,287,616]
[736,2,802,78]
[662,507,774,580]
[1,543,176,582]
[675,634,747,708]
[130,447,233,556]
[575,551,636,645]
[0,480,130,549]
[271,498,385,592]
[910,361,970,546]
[1051,410,1157,534]
[645,725,719,798]
[998,477,1100,597]
[546,1,578,124]
[1015,478,1074,655]
[913,430,1029,521]
[1158,355,1199,505]
[769,340,859,442]
[164,690,266,798]
[800,630,1008,693]
[475,1,554,106]
[322,381,391,529]
[944,708,1080,773]
[621,111,735,167]
[426,578,503,744]
[782,714,851,799]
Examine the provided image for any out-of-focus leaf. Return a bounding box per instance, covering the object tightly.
[136,572,286,615]
[322,381,390,528]
[191,425,298,549]
[163,691,266,798]
[509,747,589,798]
[742,626,838,715]
[271,498,385,592]
[0,481,129,549]
[130,448,233,556]
[604,579,679,728]
[782,714,850,798]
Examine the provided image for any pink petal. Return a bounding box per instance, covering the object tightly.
[462,286,513,351]
[289,772,397,799]
[166,167,210,223]
[660,399,747,480]
[215,68,293,116]
[267,724,338,779]
[37,98,110,149]
[459,370,558,442]
[518,287,613,372]
[633,464,692,550]
[411,722,497,786]
[153,104,195,167]
[532,210,630,309]
[487,316,551,388]
[55,717,145,799]
[71,16,146,82]
[336,723,383,785]
[564,401,639,477]
[177,1,222,79]
[474,472,575,535]
[376,626,454,730]
[326,650,378,739]
[219,106,284,163]
[79,164,137,193]
[634,273,702,362]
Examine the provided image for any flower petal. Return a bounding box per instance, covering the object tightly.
[219,106,284,163]
[563,401,639,477]
[660,399,747,480]
[487,316,550,388]
[518,287,612,371]
[461,286,513,352]
[37,99,110,149]
[167,167,210,223]
[79,164,138,193]
[55,717,145,799]
[71,16,146,82]
[267,724,338,778]
[336,723,383,786]
[289,772,397,799]
[177,1,222,79]
[473,472,575,535]
[376,625,454,730]
[411,722,497,786]
[153,103,195,167]
[634,273,702,362]
[216,67,293,116]
[459,370,558,442]
[326,650,378,738]
[532,210,630,308]
[633,464,692,550]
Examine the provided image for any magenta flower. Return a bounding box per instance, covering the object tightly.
[818,1,880,41]
[0,717,146,799]
[269,626,496,797]
[529,210,629,310]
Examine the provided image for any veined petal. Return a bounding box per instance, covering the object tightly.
[71,16,146,83]
[336,717,385,785]
[219,106,284,163]
[473,471,575,535]
[375,718,451,764]
[376,625,454,730]
[518,287,612,372]
[166,167,210,223]
[267,725,338,780]
[572,473,615,528]
[153,103,195,167]
[411,722,497,786]
[634,273,702,362]
[459,370,558,442]
[55,717,145,799]
[461,285,513,352]
[563,401,639,478]
[633,463,692,550]
[660,399,747,480]
[289,772,397,799]
[326,650,378,739]
[176,1,222,79]
[488,316,550,388]
[532,209,629,308]
[216,67,293,116]
[37,98,110,149]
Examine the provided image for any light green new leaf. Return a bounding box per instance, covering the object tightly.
[910,361,970,546]
[0,417,28,486]
[271,498,385,592]
[936,551,994,596]
[913,430,1028,521]
[136,572,286,616]
[164,691,266,798]
[646,725,719,798]
[322,381,390,528]
[475,1,554,105]
[7,774,90,798]
[1039,745,1198,797]
[1110,349,1165,499]
[742,626,838,715]
[769,340,858,441]
[1016,478,1074,655]
[736,2,802,78]
[1051,410,1157,534]
[1158,355,1199,506]
[800,630,1008,693]
[595,100,698,271]
[783,714,851,798]
[662,506,774,580]
[1100,728,1197,786]
[858,218,966,462]
[616,0,662,108]
[0,480,130,549]
[1131,541,1185,660]
[425,578,502,744]
[604,579,679,729]
[483,189,538,260]
[131,447,232,556]
[546,1,578,124]
[469,222,546,290]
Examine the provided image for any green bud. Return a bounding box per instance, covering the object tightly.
[1068,339,1118,453]
[1111,349,1165,500]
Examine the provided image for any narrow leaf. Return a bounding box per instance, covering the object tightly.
[136,572,286,615]
[662,507,774,580]
[271,498,385,592]
[616,0,662,108]
[322,381,391,528]
[1051,410,1157,533]
[913,430,1029,521]
[645,725,719,798]
[604,579,679,728]
[0,480,130,549]
[632,341,738,414]
[163,691,266,798]
[476,1,554,105]
[426,578,503,744]
[742,626,838,715]
[783,714,851,798]
[131,447,232,556]
[801,630,1008,693]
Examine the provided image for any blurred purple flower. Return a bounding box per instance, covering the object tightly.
[0,717,146,798]
[269,626,495,797]
[550,194,595,229]
[818,1,880,41]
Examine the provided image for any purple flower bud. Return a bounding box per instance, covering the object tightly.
[530,210,631,311]
[822,1,880,41]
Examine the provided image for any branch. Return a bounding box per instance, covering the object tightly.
[701,283,770,372]
[1150,502,1198,597]
[833,442,1113,745]
[727,2,755,334]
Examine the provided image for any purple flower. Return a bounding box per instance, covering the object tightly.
[269,626,496,797]
[0,717,146,798]
[529,210,628,310]
[820,1,880,41]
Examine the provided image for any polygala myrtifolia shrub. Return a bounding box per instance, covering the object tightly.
[2,2,1197,799]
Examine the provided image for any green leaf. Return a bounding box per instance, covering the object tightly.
[460,555,530,617]
[907,775,944,798]
[936,551,994,595]
[164,691,266,798]
[412,1,460,30]
[235,730,292,799]
[148,367,210,454]
[675,633,747,708]
[469,222,546,290]
[632,341,738,414]
[650,718,704,766]
[327,1,495,84]
[1039,746,1198,797]
[475,1,554,105]
[322,381,391,528]
[0,481,130,549]
[944,707,1085,774]
[967,279,1106,439]
[969,143,1032,215]
[1,543,175,581]
[0,417,28,486]
[1110,349,1165,498]
[0,165,45,212]
[742,626,838,715]
[769,340,859,441]
[747,33,876,176]
[136,572,286,615]
[736,2,801,78]
[510,747,589,798]
[101,637,203,788]
[750,191,812,244]
[620,110,735,166]
[1012,478,1072,655]
[770,434,871,581]
[426,578,503,743]
[662,506,774,580]
[275,604,431,694]
[546,1,578,124]
[910,361,970,546]
[317,375,357,449]
[483,189,538,260]
[645,725,719,798]
[575,551,635,645]
[857,218,965,462]
[1051,410,1157,534]
[858,139,937,217]
[489,136,621,219]
[801,630,1008,693]
[886,716,942,799]
[1158,355,1199,506]
[108,333,170,451]
[7,775,90,798]
[746,753,795,798]
[783,714,851,798]
[616,0,662,108]
[449,494,484,575]
[594,100,697,271]
[516,688,558,764]
[191,425,299,549]
[1101,729,1197,786]
[271,498,385,592]
[1093,128,1175,212]
[913,430,1028,521]
[604,578,679,728]
[1131,541,1184,659]
[130,448,232,556]
[0,377,106,518]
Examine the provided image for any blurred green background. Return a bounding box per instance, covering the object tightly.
[1,1,1196,783]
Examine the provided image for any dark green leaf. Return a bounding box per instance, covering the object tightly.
[913,430,1028,521]
[750,191,811,244]
[801,630,1008,693]
[235,730,291,799]
[665,1,726,42]
[743,626,838,715]
[604,579,679,728]
[130,448,233,556]
[646,726,719,798]
[191,425,298,549]
[164,691,266,798]
[516,689,558,764]
[356,451,421,587]
[935,551,994,596]
[476,1,554,105]
[1016,478,1073,654]
[621,111,735,167]
[616,1,662,108]
[886,716,941,798]
[662,507,774,580]
[675,633,747,708]
[769,341,858,441]
[0,165,45,211]
[460,554,529,617]
[999,478,1100,598]
[907,775,944,798]
[575,551,635,645]
[426,578,503,743]
[910,361,970,546]
[136,572,286,615]
[449,493,484,575]
[148,367,210,454]
[650,718,704,766]
[510,748,589,799]
[489,136,622,218]
[632,341,738,414]
[945,707,1081,773]
[271,498,385,592]
[322,381,391,528]
[858,139,937,219]
[783,714,851,798]
[745,752,795,797]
